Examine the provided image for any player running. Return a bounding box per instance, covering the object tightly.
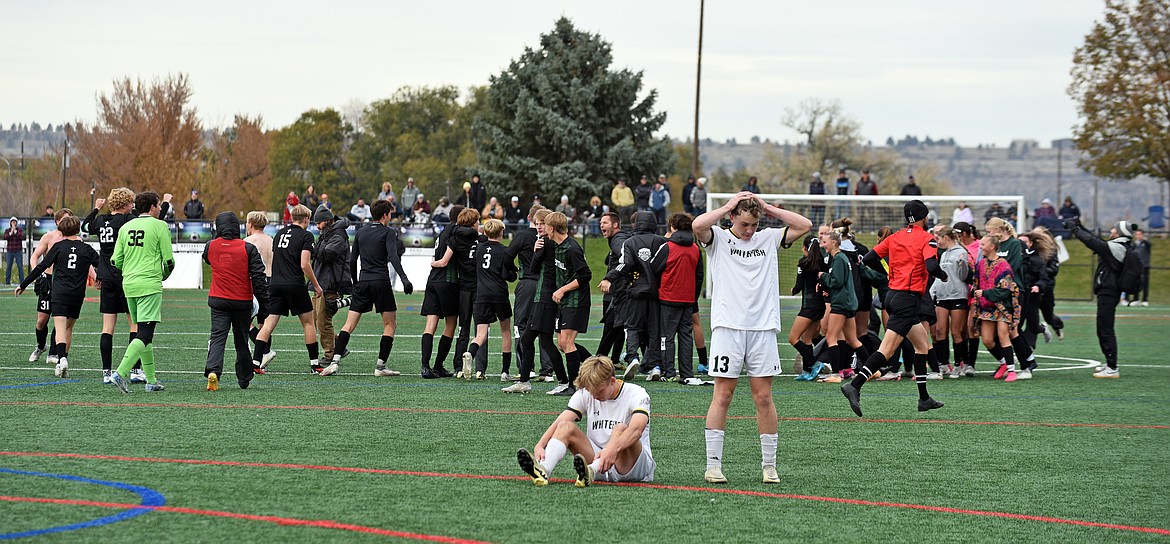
[251,204,324,374]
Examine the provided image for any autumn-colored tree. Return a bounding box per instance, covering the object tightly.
[1069,0,1170,195]
[197,115,272,214]
[67,74,203,207]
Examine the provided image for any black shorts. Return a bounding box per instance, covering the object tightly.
[856,289,873,312]
[936,298,970,311]
[474,301,513,325]
[884,290,924,337]
[528,302,557,333]
[797,304,825,320]
[36,275,52,314]
[37,292,51,314]
[917,296,937,325]
[351,280,397,314]
[830,308,857,319]
[420,282,459,317]
[99,279,129,314]
[557,306,589,333]
[51,301,82,319]
[268,284,314,316]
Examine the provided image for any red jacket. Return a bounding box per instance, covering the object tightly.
[654,231,703,305]
[203,211,269,303]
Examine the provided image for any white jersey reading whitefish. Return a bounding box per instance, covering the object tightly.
[567,381,652,457]
[704,226,790,332]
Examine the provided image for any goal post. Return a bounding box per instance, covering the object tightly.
[703,192,1026,298]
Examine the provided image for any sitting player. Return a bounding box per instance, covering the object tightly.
[516,355,655,487]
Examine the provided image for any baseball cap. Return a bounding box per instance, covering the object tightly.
[511,196,519,202]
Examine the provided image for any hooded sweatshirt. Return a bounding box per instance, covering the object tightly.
[604,211,666,299]
[204,211,269,304]
[653,230,703,306]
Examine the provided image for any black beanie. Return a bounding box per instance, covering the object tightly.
[904,200,929,224]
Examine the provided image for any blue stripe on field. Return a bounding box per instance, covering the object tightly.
[0,380,78,390]
[0,467,165,539]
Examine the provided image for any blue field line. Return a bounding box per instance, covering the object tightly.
[0,468,165,539]
[0,380,78,390]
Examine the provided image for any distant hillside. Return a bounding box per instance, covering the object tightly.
[695,138,1165,229]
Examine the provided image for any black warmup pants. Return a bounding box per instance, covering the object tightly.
[1039,288,1064,331]
[1096,293,1120,367]
[659,304,694,379]
[206,297,255,383]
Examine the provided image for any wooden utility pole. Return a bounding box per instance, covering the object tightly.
[692,0,704,178]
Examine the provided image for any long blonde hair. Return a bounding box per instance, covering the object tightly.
[984,217,1016,238]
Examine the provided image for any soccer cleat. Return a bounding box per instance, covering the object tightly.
[500,372,516,382]
[46,355,59,366]
[925,372,943,380]
[1016,369,1032,380]
[1092,367,1120,378]
[949,364,968,379]
[461,353,474,380]
[841,384,863,417]
[54,357,68,378]
[697,363,708,374]
[874,371,901,381]
[547,383,570,395]
[647,366,662,382]
[1055,327,1064,340]
[253,364,267,375]
[421,366,438,379]
[550,384,575,397]
[474,371,485,380]
[993,364,1008,380]
[540,374,556,383]
[261,350,277,370]
[310,364,325,374]
[1040,323,1053,343]
[517,449,548,486]
[818,373,843,384]
[130,369,147,384]
[432,366,454,378]
[374,366,401,377]
[501,381,532,393]
[762,465,780,484]
[623,358,641,381]
[917,397,944,412]
[794,370,814,381]
[840,368,856,380]
[808,361,826,377]
[681,377,705,386]
[145,381,165,392]
[962,364,976,378]
[102,370,114,384]
[111,372,130,394]
[703,466,728,484]
[28,347,45,362]
[207,372,219,391]
[1004,371,1018,383]
[319,363,339,376]
[572,454,595,488]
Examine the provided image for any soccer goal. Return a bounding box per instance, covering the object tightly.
[705,192,1027,295]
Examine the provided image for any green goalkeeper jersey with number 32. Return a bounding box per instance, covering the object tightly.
[112,214,175,297]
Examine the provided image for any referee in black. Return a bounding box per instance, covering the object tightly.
[321,199,413,376]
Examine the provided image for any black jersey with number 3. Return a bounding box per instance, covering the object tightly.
[474,239,516,303]
[270,225,316,287]
[21,239,99,302]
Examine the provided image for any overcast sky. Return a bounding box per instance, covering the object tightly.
[3,0,1106,147]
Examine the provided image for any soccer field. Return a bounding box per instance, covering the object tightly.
[1,288,1168,542]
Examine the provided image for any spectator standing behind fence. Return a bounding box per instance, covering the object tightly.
[682,176,697,215]
[952,202,974,226]
[634,176,653,212]
[400,178,420,207]
[1127,228,1150,306]
[302,185,321,211]
[834,169,851,218]
[456,182,472,207]
[6,217,24,285]
[583,196,605,236]
[650,182,670,226]
[742,176,761,194]
[505,195,525,232]
[808,172,825,226]
[377,182,395,203]
[611,179,635,223]
[855,170,879,229]
[184,189,205,219]
[555,195,576,225]
[690,178,708,216]
[1059,197,1080,220]
[484,196,506,223]
[469,174,488,212]
[900,175,922,196]
[349,199,372,223]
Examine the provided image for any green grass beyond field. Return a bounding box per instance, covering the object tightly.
[1,289,1167,543]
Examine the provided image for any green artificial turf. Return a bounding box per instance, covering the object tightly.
[1,288,1167,543]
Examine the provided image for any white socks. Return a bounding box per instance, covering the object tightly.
[760,433,778,467]
[705,428,725,469]
[544,438,567,475]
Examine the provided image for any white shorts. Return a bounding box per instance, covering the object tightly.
[708,327,782,378]
[591,441,656,483]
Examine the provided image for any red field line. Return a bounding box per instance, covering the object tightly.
[0,495,491,543]
[3,401,1167,429]
[3,451,1167,537]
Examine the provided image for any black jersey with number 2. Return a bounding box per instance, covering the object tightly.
[21,239,100,303]
[270,225,316,287]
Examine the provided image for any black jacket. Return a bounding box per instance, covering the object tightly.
[1021,248,1051,291]
[603,228,632,302]
[634,183,653,208]
[313,217,353,294]
[604,211,665,299]
[184,198,205,219]
[1071,226,1128,296]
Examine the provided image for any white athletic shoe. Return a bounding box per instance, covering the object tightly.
[373,366,400,377]
[500,372,516,382]
[129,369,147,384]
[46,354,59,365]
[261,349,277,369]
[1094,362,1109,372]
[102,370,114,384]
[925,372,944,380]
[1016,369,1033,380]
[623,358,641,381]
[501,381,532,393]
[461,352,474,381]
[546,383,571,395]
[681,377,705,386]
[704,466,728,484]
[1040,323,1053,343]
[1092,367,1120,378]
[320,363,340,376]
[762,465,780,484]
[646,366,663,381]
[29,347,46,362]
[54,357,68,378]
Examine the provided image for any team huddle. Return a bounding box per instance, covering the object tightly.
[20,187,1117,486]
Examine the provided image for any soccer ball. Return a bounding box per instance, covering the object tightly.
[190,233,201,242]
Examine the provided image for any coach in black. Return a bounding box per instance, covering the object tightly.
[321,199,413,377]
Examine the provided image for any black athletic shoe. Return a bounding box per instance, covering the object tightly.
[238,378,251,389]
[421,366,438,379]
[917,397,944,412]
[841,384,863,417]
[551,385,576,397]
[431,366,454,378]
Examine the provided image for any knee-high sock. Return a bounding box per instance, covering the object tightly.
[705,428,725,469]
[760,433,778,468]
[565,349,583,386]
[421,333,434,368]
[252,340,269,365]
[967,338,980,368]
[100,333,114,370]
[826,345,842,373]
[501,351,512,374]
[1010,335,1034,364]
[952,339,966,367]
[307,342,319,364]
[331,331,351,363]
[140,344,156,383]
[793,342,816,371]
[544,438,568,475]
[116,339,146,377]
[852,351,887,390]
[48,328,57,356]
[129,332,143,371]
[435,335,453,368]
[913,353,930,400]
[934,340,950,367]
[378,335,394,363]
[35,325,48,350]
[853,343,870,370]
